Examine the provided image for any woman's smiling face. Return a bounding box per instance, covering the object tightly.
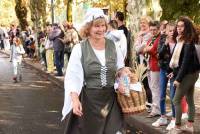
[89,19,107,39]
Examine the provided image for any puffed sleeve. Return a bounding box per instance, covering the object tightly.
[62,43,84,120]
[64,44,84,93]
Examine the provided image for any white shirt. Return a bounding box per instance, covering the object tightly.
[105,30,127,60]
[62,43,124,120]
[12,45,25,63]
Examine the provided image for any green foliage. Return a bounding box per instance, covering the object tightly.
[0,0,17,26]
[160,0,200,24]
[15,0,28,30]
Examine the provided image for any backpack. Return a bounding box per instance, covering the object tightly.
[195,44,200,64]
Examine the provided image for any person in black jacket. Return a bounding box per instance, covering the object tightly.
[152,22,177,130]
[115,11,131,66]
[168,17,200,134]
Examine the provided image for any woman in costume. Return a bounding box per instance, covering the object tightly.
[62,8,125,134]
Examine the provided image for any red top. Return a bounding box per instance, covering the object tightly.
[146,35,160,71]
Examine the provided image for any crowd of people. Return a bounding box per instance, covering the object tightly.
[0,7,200,134]
[0,21,81,81]
[134,16,200,134]
[61,8,200,134]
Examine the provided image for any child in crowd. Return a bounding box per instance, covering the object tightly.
[12,37,25,83]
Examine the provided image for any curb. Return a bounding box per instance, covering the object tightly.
[1,50,200,134]
[24,62,64,89]
[124,113,166,134]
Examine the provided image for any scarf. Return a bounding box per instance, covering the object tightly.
[169,40,184,68]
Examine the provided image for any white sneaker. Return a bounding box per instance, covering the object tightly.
[166,120,175,131]
[181,113,188,120]
[152,117,168,127]
[166,111,172,117]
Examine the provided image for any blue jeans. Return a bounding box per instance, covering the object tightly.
[54,50,64,75]
[160,69,176,117]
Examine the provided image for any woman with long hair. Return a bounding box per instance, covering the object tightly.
[168,16,200,134]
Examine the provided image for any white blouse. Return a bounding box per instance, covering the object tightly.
[62,43,124,120]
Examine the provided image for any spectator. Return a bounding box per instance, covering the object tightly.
[49,23,65,76]
[0,25,5,50]
[168,16,200,134]
[115,11,128,38]
[106,20,127,60]
[152,21,176,129]
[45,24,54,74]
[134,16,153,113]
[143,21,161,118]
[115,11,130,66]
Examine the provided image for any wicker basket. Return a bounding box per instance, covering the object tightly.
[117,87,146,114]
[116,65,147,114]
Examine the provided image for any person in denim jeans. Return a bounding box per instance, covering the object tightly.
[152,22,176,129]
[49,24,65,76]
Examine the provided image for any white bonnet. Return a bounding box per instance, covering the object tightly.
[83,8,107,25]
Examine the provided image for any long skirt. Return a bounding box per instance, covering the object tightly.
[64,87,123,134]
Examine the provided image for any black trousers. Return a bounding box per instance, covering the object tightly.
[0,40,4,50]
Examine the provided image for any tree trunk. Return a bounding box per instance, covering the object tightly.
[51,0,54,24]
[126,0,162,68]
[67,0,73,22]
[29,0,41,58]
[126,0,146,68]
[151,0,162,20]
[15,0,28,30]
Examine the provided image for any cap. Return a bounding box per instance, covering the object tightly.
[83,8,106,25]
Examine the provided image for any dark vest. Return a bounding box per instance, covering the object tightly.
[81,38,117,88]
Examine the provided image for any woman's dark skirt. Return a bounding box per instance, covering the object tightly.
[64,87,123,134]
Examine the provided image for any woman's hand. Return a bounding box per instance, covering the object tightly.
[71,92,83,117]
[173,80,180,88]
[167,72,174,79]
[143,45,153,53]
[118,82,125,94]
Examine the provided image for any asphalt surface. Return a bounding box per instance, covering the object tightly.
[0,53,65,134]
[1,51,200,134]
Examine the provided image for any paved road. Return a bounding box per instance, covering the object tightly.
[0,53,65,134]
